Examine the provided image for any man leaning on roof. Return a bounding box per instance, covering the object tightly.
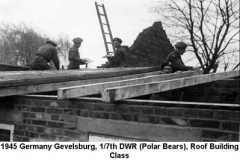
[166,41,200,72]
[30,40,60,70]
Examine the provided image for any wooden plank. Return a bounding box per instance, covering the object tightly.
[0,67,161,88]
[58,70,203,99]
[102,70,240,102]
[77,117,201,141]
[0,63,30,71]
[0,71,162,97]
[123,99,240,107]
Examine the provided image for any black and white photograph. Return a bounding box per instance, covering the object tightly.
[0,0,239,159]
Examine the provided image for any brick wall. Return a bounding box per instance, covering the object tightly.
[99,21,173,68]
[124,21,174,67]
[0,93,239,142]
[181,77,240,103]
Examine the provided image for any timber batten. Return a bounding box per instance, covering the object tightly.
[0,67,161,88]
[58,70,203,99]
[101,70,240,102]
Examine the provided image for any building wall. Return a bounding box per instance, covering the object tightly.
[182,77,240,103]
[0,78,239,142]
[124,21,174,67]
[99,21,174,68]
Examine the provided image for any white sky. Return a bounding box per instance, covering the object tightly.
[2,0,237,71]
[0,0,160,68]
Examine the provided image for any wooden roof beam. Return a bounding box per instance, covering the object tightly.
[0,71,162,97]
[58,70,203,99]
[101,70,240,102]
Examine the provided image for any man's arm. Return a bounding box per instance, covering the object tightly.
[167,54,193,71]
[68,48,86,64]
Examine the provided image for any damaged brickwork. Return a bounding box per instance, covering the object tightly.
[99,21,174,68]
[124,21,174,67]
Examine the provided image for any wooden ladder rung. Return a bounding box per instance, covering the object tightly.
[95,2,115,56]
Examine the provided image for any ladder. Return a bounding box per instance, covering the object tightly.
[95,2,115,58]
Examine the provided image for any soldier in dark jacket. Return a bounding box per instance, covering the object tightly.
[166,41,200,72]
[67,37,87,69]
[30,40,60,70]
[150,61,182,101]
[107,37,127,68]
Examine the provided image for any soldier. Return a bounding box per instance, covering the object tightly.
[150,61,178,100]
[161,61,173,74]
[107,37,127,68]
[67,37,87,69]
[30,40,60,70]
[166,41,200,72]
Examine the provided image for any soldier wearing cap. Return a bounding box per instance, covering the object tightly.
[67,37,87,69]
[30,40,60,70]
[161,61,173,74]
[166,41,200,72]
[107,37,127,68]
[150,61,182,101]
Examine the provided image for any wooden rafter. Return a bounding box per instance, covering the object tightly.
[102,70,240,102]
[0,67,161,88]
[58,71,203,99]
[0,70,162,97]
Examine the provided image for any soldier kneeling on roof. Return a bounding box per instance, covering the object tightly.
[67,37,87,70]
[30,40,60,70]
[107,37,127,68]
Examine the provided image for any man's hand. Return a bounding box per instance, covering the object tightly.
[82,59,88,64]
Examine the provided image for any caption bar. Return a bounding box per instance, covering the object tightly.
[1,142,239,159]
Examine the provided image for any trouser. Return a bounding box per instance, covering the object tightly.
[67,63,80,69]
[30,55,49,70]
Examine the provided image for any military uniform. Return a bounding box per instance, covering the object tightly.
[166,51,193,72]
[107,47,126,67]
[107,37,127,68]
[150,71,182,101]
[67,37,86,70]
[30,41,59,70]
[67,47,86,69]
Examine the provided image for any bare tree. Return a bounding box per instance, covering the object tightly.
[153,0,239,73]
[0,23,47,65]
[56,33,71,66]
[0,23,71,67]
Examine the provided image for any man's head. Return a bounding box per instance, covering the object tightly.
[174,41,187,55]
[46,40,57,47]
[73,37,83,48]
[113,37,122,48]
[161,61,173,74]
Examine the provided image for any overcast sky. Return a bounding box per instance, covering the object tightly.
[0,0,166,68]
